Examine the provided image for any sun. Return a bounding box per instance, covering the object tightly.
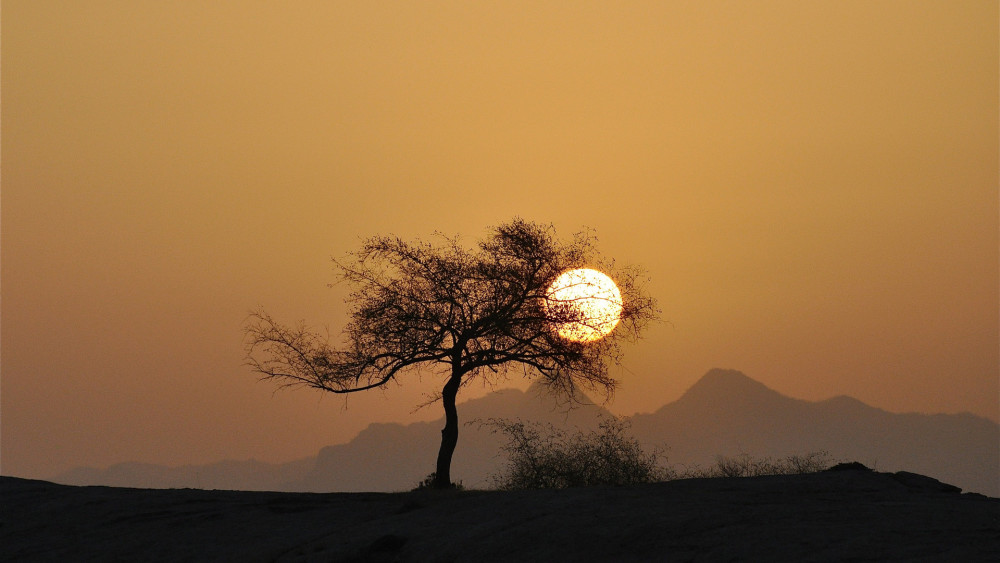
[544,268,623,342]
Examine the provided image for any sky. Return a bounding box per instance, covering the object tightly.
[3,1,997,481]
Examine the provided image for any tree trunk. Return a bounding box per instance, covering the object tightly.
[432,370,462,488]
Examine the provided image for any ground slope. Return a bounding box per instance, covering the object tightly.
[3,469,997,562]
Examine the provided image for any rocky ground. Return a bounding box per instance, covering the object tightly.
[2,467,997,562]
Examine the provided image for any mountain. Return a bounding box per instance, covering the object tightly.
[51,370,999,496]
[53,382,612,493]
[628,369,999,496]
[288,382,612,492]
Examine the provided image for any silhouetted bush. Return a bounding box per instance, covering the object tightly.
[681,451,832,478]
[413,472,463,491]
[483,416,831,489]
[482,416,670,489]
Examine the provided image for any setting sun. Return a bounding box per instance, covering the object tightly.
[545,268,623,342]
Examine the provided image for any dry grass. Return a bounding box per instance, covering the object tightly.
[482,416,831,490]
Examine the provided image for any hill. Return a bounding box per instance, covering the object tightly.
[52,370,1000,496]
[3,469,997,562]
[629,369,999,496]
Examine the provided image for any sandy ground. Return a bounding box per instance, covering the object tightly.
[2,469,997,562]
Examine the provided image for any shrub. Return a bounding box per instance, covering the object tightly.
[681,451,832,478]
[412,472,463,491]
[482,416,831,488]
[482,416,670,490]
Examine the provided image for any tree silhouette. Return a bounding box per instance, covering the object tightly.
[244,219,658,488]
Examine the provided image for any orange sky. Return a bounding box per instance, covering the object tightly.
[3,1,997,480]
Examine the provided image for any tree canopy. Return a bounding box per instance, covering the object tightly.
[244,218,658,487]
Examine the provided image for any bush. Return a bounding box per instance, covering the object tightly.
[482,416,831,489]
[482,416,670,490]
[681,451,832,478]
[412,473,463,491]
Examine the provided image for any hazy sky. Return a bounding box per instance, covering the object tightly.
[3,1,997,480]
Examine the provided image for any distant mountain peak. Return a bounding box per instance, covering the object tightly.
[525,379,550,394]
[674,369,788,410]
[700,368,755,382]
[689,368,772,392]
[525,378,601,405]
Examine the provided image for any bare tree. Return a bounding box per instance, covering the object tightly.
[244,218,658,488]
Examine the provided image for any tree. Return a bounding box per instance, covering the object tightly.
[244,218,658,488]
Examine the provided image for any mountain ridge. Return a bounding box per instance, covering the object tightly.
[49,369,999,496]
